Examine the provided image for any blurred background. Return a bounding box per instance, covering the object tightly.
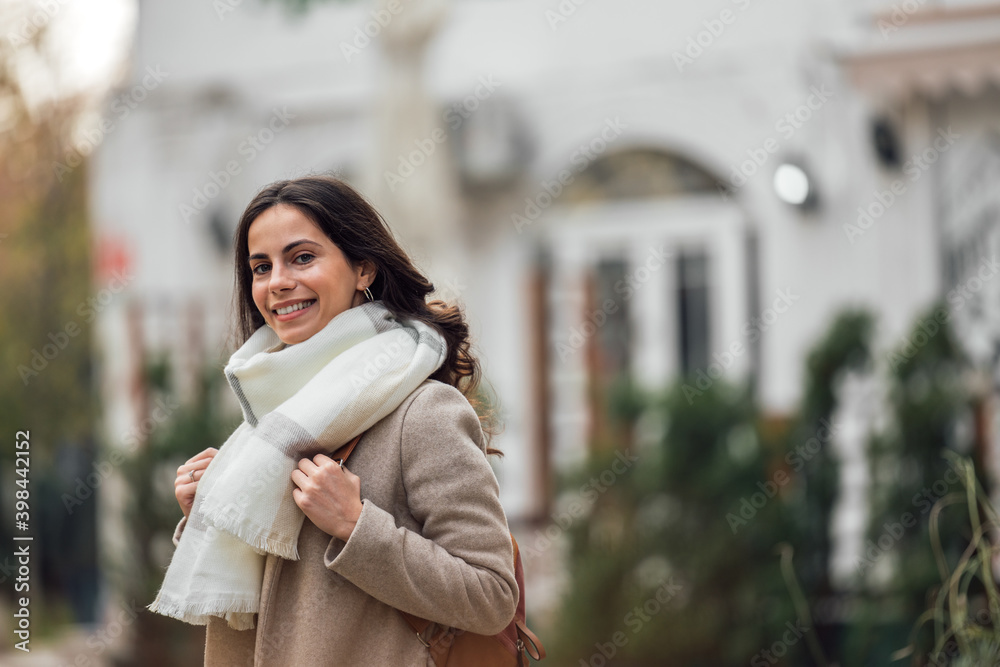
[2,0,1000,664]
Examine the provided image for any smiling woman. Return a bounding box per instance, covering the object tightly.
[246,204,375,345]
[148,175,518,666]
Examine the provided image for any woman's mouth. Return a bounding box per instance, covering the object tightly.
[273,299,316,321]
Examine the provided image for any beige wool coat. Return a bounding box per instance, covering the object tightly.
[169,379,519,666]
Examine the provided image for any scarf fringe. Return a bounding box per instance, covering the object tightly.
[225,612,257,631]
[201,508,300,561]
[147,594,259,630]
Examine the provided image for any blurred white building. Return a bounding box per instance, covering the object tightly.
[88,0,1000,619]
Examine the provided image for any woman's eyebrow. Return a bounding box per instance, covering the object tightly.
[248,239,322,262]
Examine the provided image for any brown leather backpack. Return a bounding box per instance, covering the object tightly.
[398,532,545,666]
[333,434,546,666]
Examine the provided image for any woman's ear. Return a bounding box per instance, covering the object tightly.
[357,259,377,289]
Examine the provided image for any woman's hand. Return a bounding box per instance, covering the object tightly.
[291,454,363,542]
[175,447,217,520]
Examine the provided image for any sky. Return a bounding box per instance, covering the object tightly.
[4,0,137,109]
[55,0,137,93]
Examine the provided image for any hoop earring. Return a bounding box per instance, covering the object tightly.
[364,287,374,302]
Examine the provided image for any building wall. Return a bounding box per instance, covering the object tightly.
[91,0,946,522]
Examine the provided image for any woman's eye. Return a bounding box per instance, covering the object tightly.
[251,263,270,275]
[294,253,315,265]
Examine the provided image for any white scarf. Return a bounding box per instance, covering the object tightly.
[147,301,448,630]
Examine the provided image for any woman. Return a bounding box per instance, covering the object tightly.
[148,176,518,666]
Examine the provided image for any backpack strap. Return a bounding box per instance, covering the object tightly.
[510,534,546,661]
[516,620,546,661]
[330,432,364,465]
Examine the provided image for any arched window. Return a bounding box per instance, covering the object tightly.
[560,148,723,204]
[568,149,725,384]
[535,148,731,454]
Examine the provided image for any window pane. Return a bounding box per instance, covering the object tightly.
[594,258,631,381]
[677,251,710,377]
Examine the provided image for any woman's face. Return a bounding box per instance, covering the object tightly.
[247,204,371,345]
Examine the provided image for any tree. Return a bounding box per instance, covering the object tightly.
[0,2,100,629]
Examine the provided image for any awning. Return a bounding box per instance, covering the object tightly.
[840,4,1000,102]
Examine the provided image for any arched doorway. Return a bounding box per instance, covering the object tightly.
[524,147,758,514]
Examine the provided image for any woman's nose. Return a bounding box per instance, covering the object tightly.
[269,262,296,291]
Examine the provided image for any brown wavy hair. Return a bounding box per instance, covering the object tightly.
[227,175,502,455]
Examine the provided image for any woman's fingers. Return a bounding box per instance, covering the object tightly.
[174,448,218,519]
[189,447,218,463]
[177,452,215,478]
[174,468,202,486]
[177,448,217,474]
[297,455,322,474]
[291,455,354,497]
[178,459,210,474]
[291,453,363,541]
[312,453,351,474]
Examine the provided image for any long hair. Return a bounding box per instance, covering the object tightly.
[228,175,502,455]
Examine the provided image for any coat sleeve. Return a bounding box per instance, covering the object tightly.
[322,383,518,635]
[172,515,187,547]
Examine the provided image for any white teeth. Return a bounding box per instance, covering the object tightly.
[275,300,314,315]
